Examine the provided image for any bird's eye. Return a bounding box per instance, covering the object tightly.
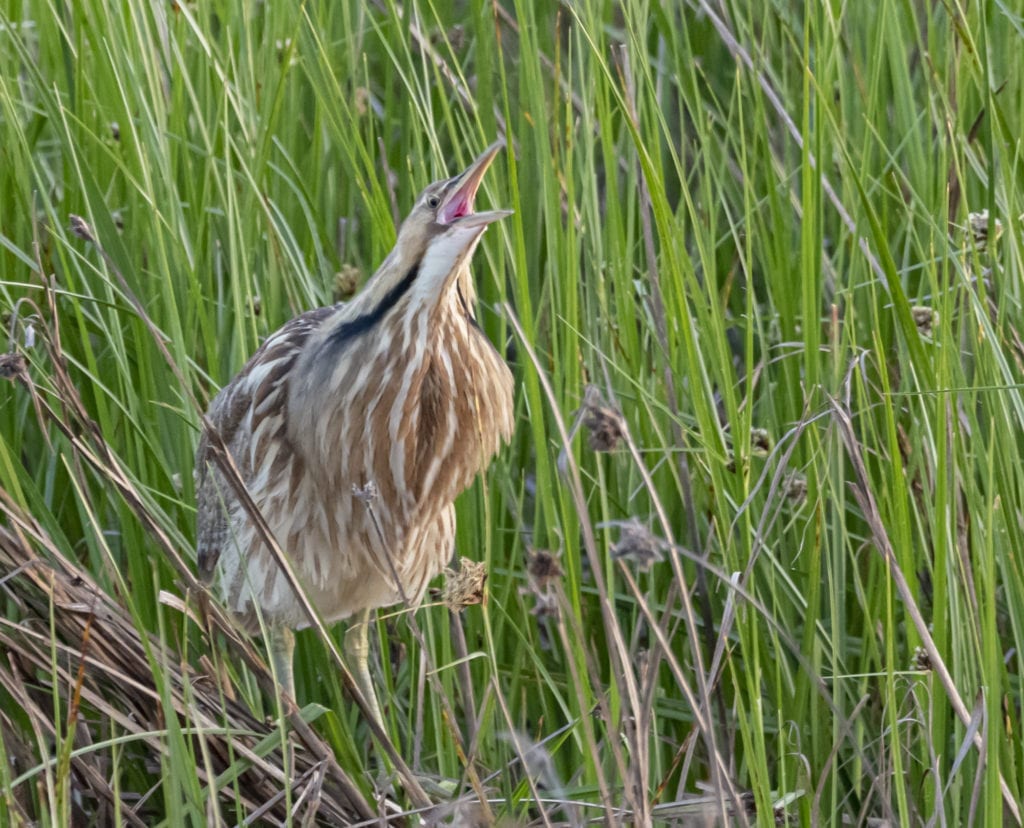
[426,195,440,208]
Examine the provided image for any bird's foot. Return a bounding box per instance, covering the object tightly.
[374,767,460,802]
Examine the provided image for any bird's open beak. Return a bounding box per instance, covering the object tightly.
[438,140,512,228]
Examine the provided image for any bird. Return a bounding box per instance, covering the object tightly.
[194,141,514,726]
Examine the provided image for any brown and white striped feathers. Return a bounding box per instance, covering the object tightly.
[195,143,514,629]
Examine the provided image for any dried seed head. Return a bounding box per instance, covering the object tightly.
[429,23,467,51]
[782,471,807,505]
[911,645,932,672]
[607,517,665,571]
[911,305,938,337]
[334,264,361,301]
[497,729,564,795]
[581,385,625,452]
[967,209,1003,251]
[527,588,559,620]
[68,214,94,243]
[447,24,467,51]
[750,427,772,456]
[521,546,563,622]
[526,547,563,589]
[0,352,27,381]
[441,557,487,611]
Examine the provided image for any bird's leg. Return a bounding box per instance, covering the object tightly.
[345,608,384,728]
[268,626,296,698]
[346,611,457,800]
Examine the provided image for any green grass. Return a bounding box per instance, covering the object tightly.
[1,0,1023,824]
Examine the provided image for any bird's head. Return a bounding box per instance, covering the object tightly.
[319,141,510,363]
[402,140,510,249]
[382,140,511,304]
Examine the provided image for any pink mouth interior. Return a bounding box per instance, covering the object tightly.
[440,191,474,224]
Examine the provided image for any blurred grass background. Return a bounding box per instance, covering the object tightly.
[1,0,1023,824]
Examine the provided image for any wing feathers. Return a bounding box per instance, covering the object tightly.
[194,306,335,580]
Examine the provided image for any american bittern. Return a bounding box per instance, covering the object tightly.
[195,142,514,725]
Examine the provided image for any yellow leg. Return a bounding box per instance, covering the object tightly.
[345,608,384,728]
[269,626,296,698]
